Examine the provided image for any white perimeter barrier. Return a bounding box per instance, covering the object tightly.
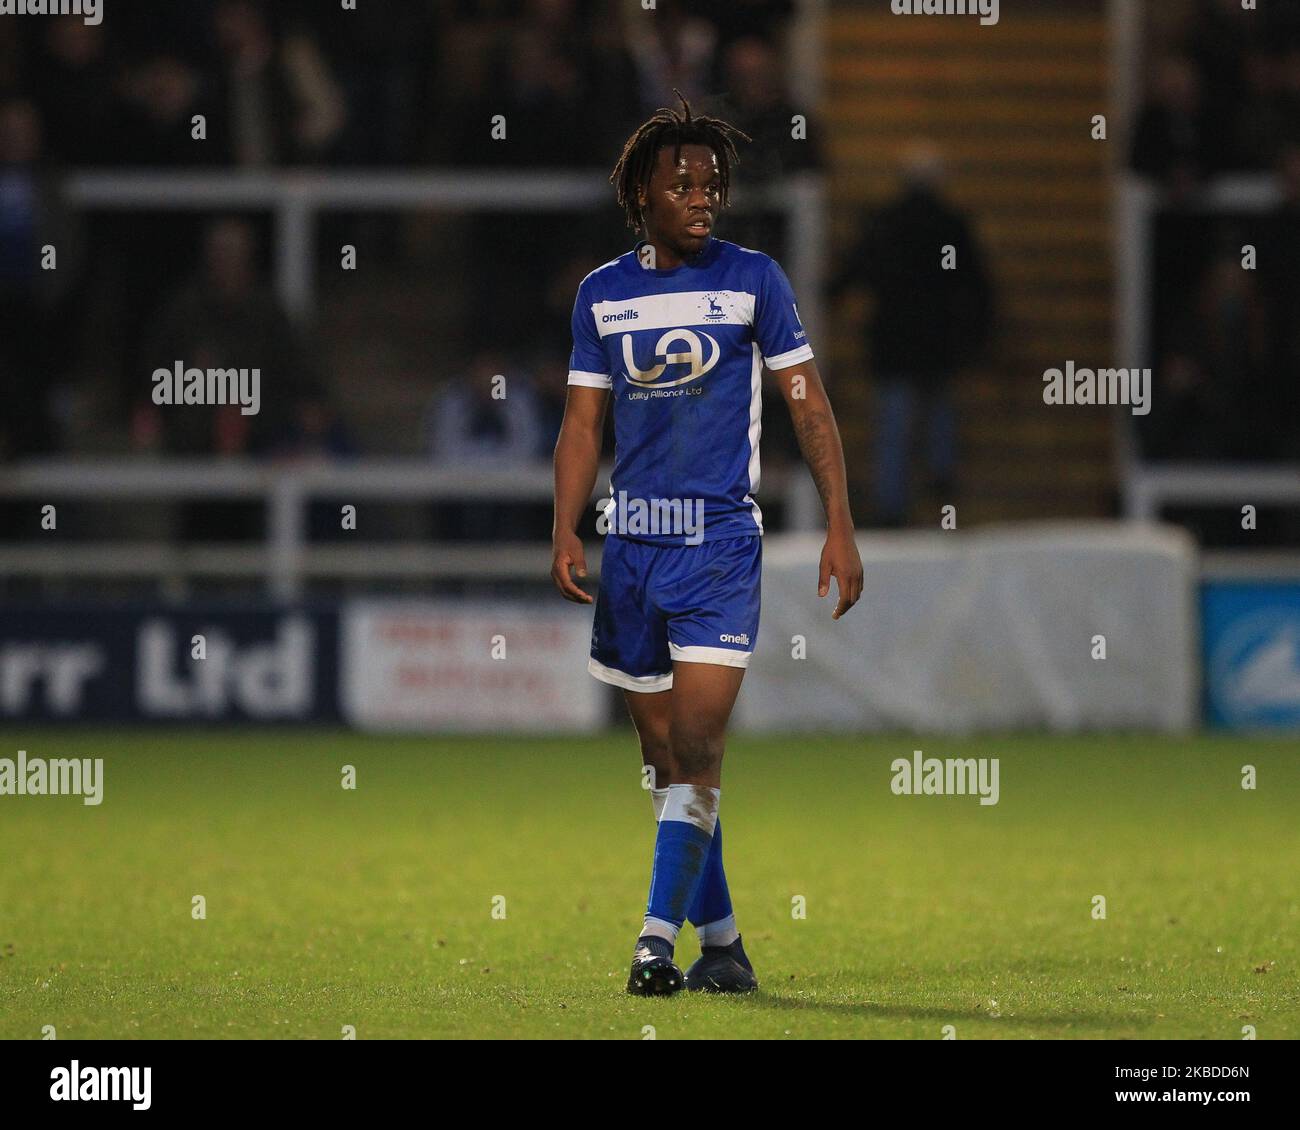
[735,523,1198,733]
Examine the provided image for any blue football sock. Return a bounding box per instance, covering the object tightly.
[641,785,719,945]
[687,816,735,935]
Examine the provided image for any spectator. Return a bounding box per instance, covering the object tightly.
[529,353,570,460]
[210,0,346,166]
[0,18,20,98]
[497,15,589,167]
[1129,53,1216,197]
[311,0,435,167]
[1187,0,1256,170]
[1134,0,1300,178]
[0,98,64,461]
[141,216,310,459]
[1233,44,1287,170]
[29,18,119,167]
[716,36,821,182]
[436,9,591,168]
[426,348,544,467]
[703,35,823,262]
[425,348,548,541]
[263,392,355,463]
[138,217,311,540]
[1144,226,1271,463]
[118,53,213,166]
[697,0,796,87]
[1260,146,1300,457]
[1138,350,1232,462]
[1271,45,1300,153]
[262,390,357,543]
[106,53,215,419]
[829,142,993,527]
[109,0,222,69]
[1195,244,1271,458]
[620,0,719,120]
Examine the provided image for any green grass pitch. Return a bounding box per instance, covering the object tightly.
[1,728,1297,1040]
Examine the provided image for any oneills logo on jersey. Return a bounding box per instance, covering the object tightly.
[621,328,721,388]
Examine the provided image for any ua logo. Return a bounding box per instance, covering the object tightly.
[622,328,721,388]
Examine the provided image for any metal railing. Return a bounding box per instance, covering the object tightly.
[0,458,818,599]
[1113,110,1295,521]
[63,168,828,351]
[1124,463,1300,523]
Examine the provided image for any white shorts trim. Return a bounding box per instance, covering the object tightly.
[588,656,673,693]
[668,644,752,668]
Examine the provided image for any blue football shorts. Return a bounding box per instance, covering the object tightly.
[588,533,762,693]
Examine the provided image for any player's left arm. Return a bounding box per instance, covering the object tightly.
[773,358,863,620]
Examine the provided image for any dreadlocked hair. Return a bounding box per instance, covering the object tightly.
[609,88,752,232]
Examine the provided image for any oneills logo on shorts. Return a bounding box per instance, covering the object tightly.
[621,329,720,388]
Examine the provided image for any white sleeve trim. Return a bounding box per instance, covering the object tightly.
[764,344,815,370]
[568,370,613,388]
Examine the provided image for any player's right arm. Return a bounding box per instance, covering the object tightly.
[551,384,609,603]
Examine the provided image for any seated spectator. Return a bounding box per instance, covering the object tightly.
[426,349,544,467]
[262,391,358,543]
[529,354,569,460]
[262,391,355,462]
[425,349,549,540]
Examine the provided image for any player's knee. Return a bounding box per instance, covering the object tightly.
[669,728,722,778]
[638,733,673,775]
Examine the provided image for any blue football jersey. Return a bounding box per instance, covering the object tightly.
[567,236,813,546]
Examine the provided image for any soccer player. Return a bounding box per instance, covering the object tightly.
[551,92,862,996]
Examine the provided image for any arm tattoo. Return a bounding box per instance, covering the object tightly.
[791,406,841,515]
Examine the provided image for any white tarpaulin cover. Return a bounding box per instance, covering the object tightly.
[735,523,1198,733]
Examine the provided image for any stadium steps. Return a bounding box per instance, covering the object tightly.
[830,12,1106,48]
[825,5,1114,524]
